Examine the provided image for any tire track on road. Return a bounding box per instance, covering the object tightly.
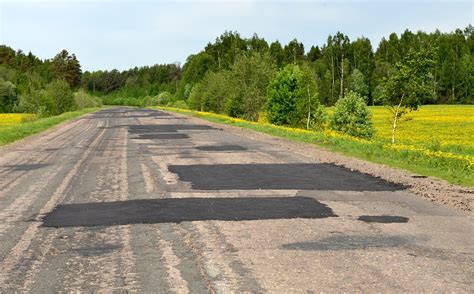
[0,125,107,289]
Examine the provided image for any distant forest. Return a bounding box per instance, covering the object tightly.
[0,26,473,116]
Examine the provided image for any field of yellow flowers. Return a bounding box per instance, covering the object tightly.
[0,113,37,128]
[160,104,473,185]
[370,105,474,151]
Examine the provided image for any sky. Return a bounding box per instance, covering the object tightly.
[0,0,472,71]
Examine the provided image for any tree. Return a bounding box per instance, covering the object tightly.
[296,65,326,129]
[0,79,18,112]
[266,64,301,125]
[331,32,350,98]
[283,39,305,64]
[187,83,204,110]
[379,47,436,143]
[330,91,374,139]
[247,33,269,53]
[266,64,325,129]
[200,71,231,113]
[51,50,82,88]
[269,40,285,68]
[177,52,215,98]
[346,69,369,99]
[225,52,276,121]
[307,46,321,62]
[42,80,74,115]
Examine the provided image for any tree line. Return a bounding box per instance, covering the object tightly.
[1,26,472,121]
[0,46,99,116]
[84,26,473,108]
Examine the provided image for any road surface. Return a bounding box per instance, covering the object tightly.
[0,107,472,292]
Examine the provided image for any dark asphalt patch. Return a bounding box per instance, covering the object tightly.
[5,163,49,171]
[41,197,336,227]
[73,244,123,257]
[128,124,217,134]
[358,215,409,223]
[133,133,189,140]
[196,145,247,152]
[126,113,172,118]
[168,163,406,191]
[281,234,413,251]
[98,126,126,129]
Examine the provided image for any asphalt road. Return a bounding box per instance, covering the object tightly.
[0,107,472,292]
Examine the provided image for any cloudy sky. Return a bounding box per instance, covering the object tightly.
[1,0,472,71]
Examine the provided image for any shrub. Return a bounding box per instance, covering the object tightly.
[43,80,74,115]
[266,64,326,129]
[224,52,276,121]
[187,83,204,110]
[330,91,374,139]
[74,89,102,109]
[0,79,18,113]
[200,71,231,113]
[170,100,189,109]
[346,69,368,99]
[157,91,173,106]
[16,80,73,116]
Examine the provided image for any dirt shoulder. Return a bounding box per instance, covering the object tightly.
[166,110,473,213]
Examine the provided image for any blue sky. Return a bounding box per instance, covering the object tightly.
[1,0,472,71]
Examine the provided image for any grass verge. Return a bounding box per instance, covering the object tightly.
[0,108,101,146]
[155,106,473,187]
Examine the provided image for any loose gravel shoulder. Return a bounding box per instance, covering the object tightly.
[170,111,474,212]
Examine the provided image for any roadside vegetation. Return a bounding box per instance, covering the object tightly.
[0,108,100,146]
[0,47,102,144]
[157,105,473,186]
[1,26,472,184]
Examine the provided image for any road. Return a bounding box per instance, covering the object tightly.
[0,107,472,292]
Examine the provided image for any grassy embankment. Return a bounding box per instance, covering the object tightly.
[0,108,101,146]
[155,105,474,187]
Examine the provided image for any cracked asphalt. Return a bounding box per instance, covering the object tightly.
[0,107,472,292]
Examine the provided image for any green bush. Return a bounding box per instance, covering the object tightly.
[266,64,326,129]
[224,52,276,121]
[157,91,173,106]
[266,64,300,125]
[74,89,102,109]
[45,80,75,115]
[330,91,374,139]
[0,79,18,112]
[17,80,74,116]
[200,71,231,113]
[169,100,189,109]
[101,96,145,107]
[187,83,204,110]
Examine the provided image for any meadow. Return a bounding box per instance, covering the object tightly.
[370,105,474,153]
[158,105,474,186]
[0,108,101,146]
[0,113,37,127]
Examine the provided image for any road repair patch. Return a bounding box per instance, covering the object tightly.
[133,133,189,140]
[128,124,216,133]
[281,234,414,251]
[168,163,407,191]
[358,215,409,223]
[41,196,336,227]
[5,163,49,171]
[196,145,247,151]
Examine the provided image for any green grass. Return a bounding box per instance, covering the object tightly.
[155,106,473,187]
[0,108,102,146]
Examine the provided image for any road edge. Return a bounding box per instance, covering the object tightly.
[158,108,473,213]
